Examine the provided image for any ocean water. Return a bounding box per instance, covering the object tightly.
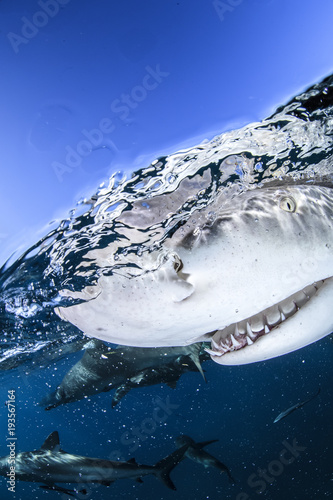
[0,74,333,499]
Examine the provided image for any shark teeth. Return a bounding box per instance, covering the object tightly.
[207,280,324,357]
[246,336,254,346]
[211,338,220,350]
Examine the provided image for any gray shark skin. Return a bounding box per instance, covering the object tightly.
[39,339,127,409]
[273,387,321,423]
[115,342,207,381]
[175,435,235,483]
[112,352,209,408]
[56,183,333,365]
[0,431,189,493]
[40,341,206,410]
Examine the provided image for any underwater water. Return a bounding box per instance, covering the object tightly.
[0,74,333,499]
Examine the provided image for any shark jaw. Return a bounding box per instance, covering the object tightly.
[207,276,333,365]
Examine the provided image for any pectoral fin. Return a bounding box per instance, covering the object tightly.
[40,484,87,496]
[112,384,132,408]
[197,439,219,448]
[188,344,207,382]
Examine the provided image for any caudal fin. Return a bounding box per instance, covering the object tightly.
[153,444,188,490]
[215,460,235,484]
[39,390,61,411]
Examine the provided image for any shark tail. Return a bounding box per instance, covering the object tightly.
[153,444,188,490]
[39,390,61,411]
[311,386,321,401]
[225,469,236,484]
[215,461,235,484]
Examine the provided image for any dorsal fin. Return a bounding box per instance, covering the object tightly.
[127,457,137,464]
[40,431,61,451]
[166,380,178,389]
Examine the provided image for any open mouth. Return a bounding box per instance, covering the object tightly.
[206,280,325,357]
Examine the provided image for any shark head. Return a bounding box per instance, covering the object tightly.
[56,183,333,365]
[201,183,333,365]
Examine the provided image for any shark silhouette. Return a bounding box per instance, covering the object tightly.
[175,435,235,483]
[0,431,189,495]
[40,341,208,410]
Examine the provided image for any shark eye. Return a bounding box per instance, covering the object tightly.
[279,196,296,213]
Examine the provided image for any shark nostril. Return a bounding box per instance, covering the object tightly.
[172,254,183,272]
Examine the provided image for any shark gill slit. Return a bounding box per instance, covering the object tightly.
[206,280,327,357]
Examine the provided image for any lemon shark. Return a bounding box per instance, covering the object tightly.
[56,183,333,365]
[0,431,189,494]
[40,340,207,410]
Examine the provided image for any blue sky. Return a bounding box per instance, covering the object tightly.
[0,0,333,264]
